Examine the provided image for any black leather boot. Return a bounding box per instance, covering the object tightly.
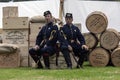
[62,50,72,69]
[43,56,50,69]
[37,59,43,69]
[77,55,84,69]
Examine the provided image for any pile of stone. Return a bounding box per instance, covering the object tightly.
[2,6,29,67]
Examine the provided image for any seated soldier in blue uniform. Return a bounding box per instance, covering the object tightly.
[29,10,58,69]
[59,13,89,68]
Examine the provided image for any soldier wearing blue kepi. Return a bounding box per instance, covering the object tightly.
[59,13,89,68]
[29,10,58,69]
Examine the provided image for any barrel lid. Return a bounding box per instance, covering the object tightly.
[100,30,119,50]
[83,33,98,49]
[86,11,108,33]
[89,47,109,67]
[111,47,120,67]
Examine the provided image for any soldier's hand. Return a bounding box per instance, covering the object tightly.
[68,45,73,52]
[33,45,40,50]
[82,45,89,50]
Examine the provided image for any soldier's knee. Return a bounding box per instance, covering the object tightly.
[60,46,68,51]
[82,49,88,54]
[29,48,36,55]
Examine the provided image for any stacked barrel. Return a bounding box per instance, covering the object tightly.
[85,11,120,67]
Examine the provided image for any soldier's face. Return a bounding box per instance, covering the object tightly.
[45,14,52,23]
[65,18,73,24]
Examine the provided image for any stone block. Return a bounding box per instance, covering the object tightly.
[3,17,29,29]
[29,23,45,47]
[0,44,20,68]
[2,29,29,46]
[0,52,20,68]
[19,46,29,67]
[3,6,18,18]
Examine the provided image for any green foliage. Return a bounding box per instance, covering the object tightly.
[0,62,120,80]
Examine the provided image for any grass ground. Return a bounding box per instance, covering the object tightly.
[0,62,120,80]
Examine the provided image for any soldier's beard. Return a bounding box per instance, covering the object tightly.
[46,20,50,23]
[46,19,52,24]
[67,23,72,26]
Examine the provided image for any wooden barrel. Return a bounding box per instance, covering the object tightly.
[111,47,120,67]
[86,11,108,34]
[107,28,120,40]
[100,29,119,50]
[89,47,110,67]
[83,33,98,49]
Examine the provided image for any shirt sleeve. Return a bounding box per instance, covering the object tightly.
[35,27,44,46]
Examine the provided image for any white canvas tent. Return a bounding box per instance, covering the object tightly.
[0,0,60,28]
[64,0,120,32]
[0,0,120,33]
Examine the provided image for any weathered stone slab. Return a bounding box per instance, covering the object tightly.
[3,6,18,18]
